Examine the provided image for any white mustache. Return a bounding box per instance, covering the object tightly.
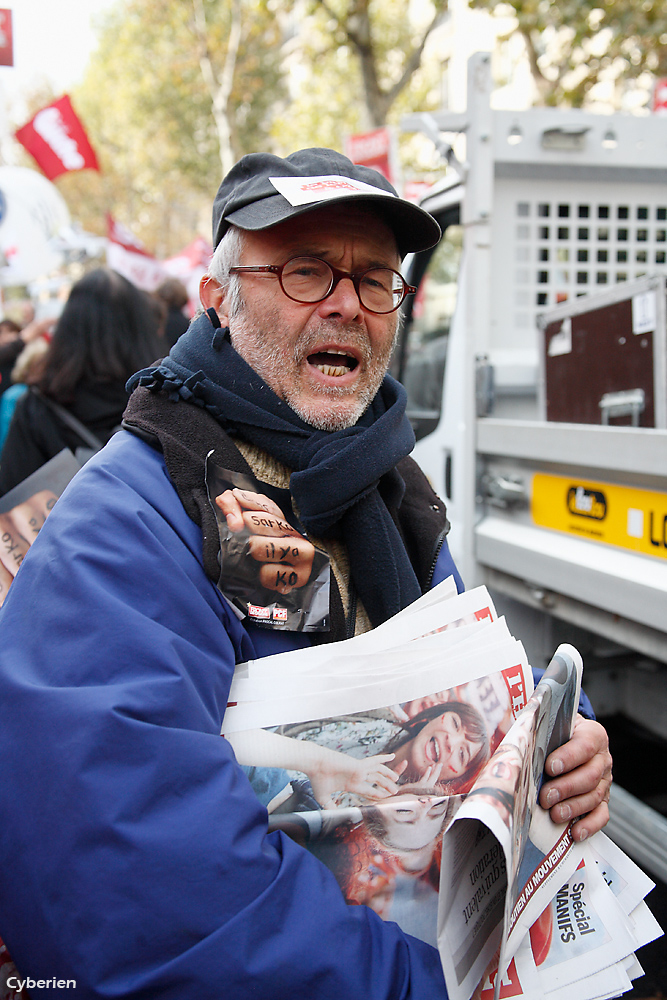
[293,323,372,366]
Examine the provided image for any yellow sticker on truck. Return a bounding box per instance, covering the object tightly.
[531,473,667,559]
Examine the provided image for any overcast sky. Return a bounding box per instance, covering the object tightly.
[0,0,116,115]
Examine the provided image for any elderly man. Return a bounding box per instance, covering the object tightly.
[0,149,611,997]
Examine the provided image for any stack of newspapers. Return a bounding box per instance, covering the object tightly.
[222,578,663,1000]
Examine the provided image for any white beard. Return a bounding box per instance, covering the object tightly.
[228,305,398,432]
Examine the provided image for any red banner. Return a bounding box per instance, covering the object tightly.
[107,214,167,292]
[344,127,398,187]
[15,95,100,180]
[0,9,13,66]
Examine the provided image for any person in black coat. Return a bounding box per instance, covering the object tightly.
[0,268,162,495]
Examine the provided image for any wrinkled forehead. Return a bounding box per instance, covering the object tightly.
[239,204,401,266]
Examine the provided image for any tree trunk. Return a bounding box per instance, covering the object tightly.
[313,0,445,128]
[191,0,242,176]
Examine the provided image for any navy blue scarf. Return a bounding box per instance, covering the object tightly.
[128,309,421,627]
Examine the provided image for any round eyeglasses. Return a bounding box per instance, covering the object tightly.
[229,256,416,315]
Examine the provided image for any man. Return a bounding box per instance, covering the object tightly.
[0,149,611,997]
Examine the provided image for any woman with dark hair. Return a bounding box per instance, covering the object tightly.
[384,701,490,795]
[0,269,161,495]
[227,698,491,812]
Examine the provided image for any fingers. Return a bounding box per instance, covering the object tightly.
[569,799,610,843]
[365,767,401,797]
[215,490,245,531]
[390,704,410,723]
[540,717,613,839]
[3,492,55,542]
[545,717,609,778]
[250,535,315,593]
[0,561,13,607]
[0,490,59,603]
[0,512,30,578]
[242,510,299,538]
[215,488,286,532]
[258,562,312,594]
[215,489,315,593]
[247,535,313,567]
[420,762,443,787]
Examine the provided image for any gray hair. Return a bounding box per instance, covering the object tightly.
[206,225,246,320]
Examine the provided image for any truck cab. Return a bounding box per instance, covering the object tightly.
[397,52,667,884]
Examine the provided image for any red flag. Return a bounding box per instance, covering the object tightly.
[654,79,667,115]
[15,95,100,180]
[0,9,13,66]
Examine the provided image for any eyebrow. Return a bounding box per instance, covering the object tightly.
[290,248,400,269]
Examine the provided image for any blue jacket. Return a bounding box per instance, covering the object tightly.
[0,430,461,998]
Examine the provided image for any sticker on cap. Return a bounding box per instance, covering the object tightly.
[270,174,395,207]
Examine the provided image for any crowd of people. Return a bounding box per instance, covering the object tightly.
[0,271,191,496]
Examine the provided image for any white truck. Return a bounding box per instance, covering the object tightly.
[398,52,667,882]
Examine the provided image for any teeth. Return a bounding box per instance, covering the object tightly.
[317,364,348,377]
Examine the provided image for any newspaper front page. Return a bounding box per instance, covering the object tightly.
[221,583,663,999]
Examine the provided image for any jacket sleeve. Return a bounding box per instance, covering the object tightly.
[0,432,448,1000]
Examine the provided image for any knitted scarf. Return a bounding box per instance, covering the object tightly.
[128,309,421,627]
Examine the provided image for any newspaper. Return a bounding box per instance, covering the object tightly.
[477,838,662,999]
[223,582,663,998]
[0,449,80,606]
[438,645,586,1000]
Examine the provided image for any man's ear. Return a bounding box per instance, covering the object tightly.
[199,275,229,327]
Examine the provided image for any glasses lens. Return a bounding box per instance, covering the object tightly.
[359,268,405,313]
[281,257,332,302]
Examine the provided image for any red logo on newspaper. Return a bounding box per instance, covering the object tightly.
[301,180,360,193]
[480,958,523,999]
[272,607,288,621]
[502,666,527,716]
[248,603,271,619]
[474,607,493,622]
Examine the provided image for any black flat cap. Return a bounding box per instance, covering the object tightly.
[212,147,441,259]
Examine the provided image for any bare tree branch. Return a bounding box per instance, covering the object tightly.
[309,0,446,126]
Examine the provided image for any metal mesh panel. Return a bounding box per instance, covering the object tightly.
[491,179,667,350]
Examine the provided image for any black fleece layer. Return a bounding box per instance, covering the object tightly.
[123,383,451,643]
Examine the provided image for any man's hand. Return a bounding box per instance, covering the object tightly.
[539,715,612,841]
[215,487,315,594]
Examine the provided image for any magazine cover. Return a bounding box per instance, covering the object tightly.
[225,657,532,948]
[206,454,330,631]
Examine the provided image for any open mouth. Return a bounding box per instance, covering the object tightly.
[427,737,441,764]
[308,351,359,378]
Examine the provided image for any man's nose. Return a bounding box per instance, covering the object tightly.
[316,276,363,322]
